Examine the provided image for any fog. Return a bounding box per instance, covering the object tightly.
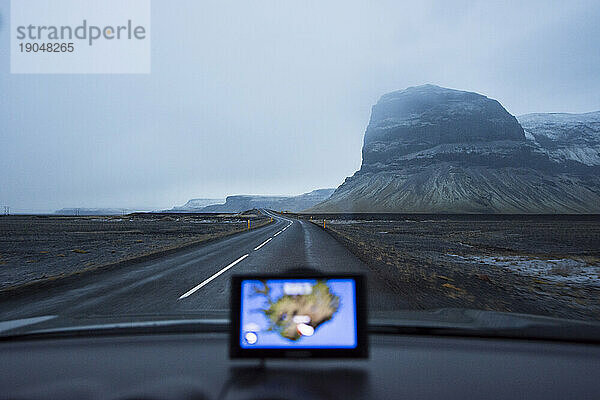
[1,0,599,212]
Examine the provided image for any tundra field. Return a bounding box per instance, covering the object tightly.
[0,212,270,290]
[294,213,600,321]
[1,211,599,321]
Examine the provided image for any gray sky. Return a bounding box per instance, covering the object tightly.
[1,0,600,212]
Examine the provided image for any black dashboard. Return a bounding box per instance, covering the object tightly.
[2,332,599,400]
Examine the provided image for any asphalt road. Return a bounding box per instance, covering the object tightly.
[0,211,406,320]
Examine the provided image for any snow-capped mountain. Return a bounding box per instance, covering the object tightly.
[311,85,600,213]
[518,111,600,166]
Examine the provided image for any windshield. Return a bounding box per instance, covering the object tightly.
[1,1,599,338]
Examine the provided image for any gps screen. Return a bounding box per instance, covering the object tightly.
[239,278,358,349]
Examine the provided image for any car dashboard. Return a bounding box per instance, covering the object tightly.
[1,330,599,400]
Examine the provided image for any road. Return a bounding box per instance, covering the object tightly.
[0,211,406,320]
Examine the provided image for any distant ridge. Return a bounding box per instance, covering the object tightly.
[168,189,335,213]
[54,208,132,216]
[201,189,335,213]
[167,198,225,212]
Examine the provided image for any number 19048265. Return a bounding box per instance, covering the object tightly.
[19,42,74,52]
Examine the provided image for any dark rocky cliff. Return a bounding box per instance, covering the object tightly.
[311,85,600,213]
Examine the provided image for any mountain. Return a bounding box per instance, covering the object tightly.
[168,198,225,212]
[200,196,287,213]
[185,189,336,213]
[310,85,600,213]
[518,112,600,166]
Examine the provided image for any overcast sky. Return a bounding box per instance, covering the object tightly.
[1,0,600,212]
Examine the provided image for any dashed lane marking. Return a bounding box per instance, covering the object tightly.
[178,254,249,299]
[254,237,273,251]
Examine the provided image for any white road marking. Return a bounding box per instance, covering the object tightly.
[178,254,249,299]
[274,223,291,236]
[264,210,293,224]
[261,209,293,233]
[253,237,272,251]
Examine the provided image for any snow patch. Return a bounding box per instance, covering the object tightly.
[447,254,599,286]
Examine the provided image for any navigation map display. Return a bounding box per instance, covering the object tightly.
[231,274,367,358]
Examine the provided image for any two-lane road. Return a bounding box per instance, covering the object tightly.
[0,211,406,320]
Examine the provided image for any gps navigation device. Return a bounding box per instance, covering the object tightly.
[230,274,367,358]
